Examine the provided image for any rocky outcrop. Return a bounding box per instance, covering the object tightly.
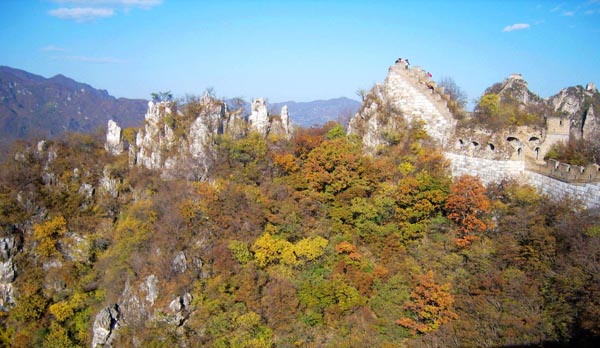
[249,98,270,136]
[122,95,292,180]
[548,85,600,140]
[100,166,120,198]
[281,105,291,137]
[0,235,19,310]
[486,73,547,110]
[130,101,176,171]
[92,304,121,348]
[105,120,125,155]
[168,292,193,326]
[128,98,223,180]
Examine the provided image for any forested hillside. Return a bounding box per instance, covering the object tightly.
[1,119,599,347]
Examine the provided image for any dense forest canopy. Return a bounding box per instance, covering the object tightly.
[1,116,599,348]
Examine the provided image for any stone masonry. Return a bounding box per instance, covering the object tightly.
[350,62,600,209]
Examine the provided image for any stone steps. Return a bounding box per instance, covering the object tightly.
[383,64,456,145]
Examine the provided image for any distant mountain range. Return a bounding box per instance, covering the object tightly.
[0,66,360,153]
[0,66,148,150]
[269,98,360,127]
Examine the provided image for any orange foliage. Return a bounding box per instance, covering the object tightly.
[396,270,458,334]
[335,241,362,261]
[273,153,299,173]
[445,175,491,247]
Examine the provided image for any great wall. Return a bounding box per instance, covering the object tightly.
[348,62,600,209]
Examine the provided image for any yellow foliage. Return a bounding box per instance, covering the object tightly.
[48,292,87,322]
[33,216,67,257]
[229,240,253,264]
[294,236,328,261]
[252,229,328,268]
[49,301,74,322]
[43,322,73,348]
[252,232,285,267]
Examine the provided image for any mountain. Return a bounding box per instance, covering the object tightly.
[0,66,147,149]
[226,97,361,127]
[269,97,361,127]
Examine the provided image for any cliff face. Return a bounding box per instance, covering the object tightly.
[549,84,600,141]
[114,95,291,180]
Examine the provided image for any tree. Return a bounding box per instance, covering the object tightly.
[32,215,67,258]
[396,270,458,335]
[302,137,369,196]
[356,88,367,101]
[438,77,468,116]
[445,175,490,247]
[150,91,173,103]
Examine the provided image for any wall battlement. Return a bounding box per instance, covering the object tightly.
[446,153,600,209]
[350,62,600,208]
[526,160,600,183]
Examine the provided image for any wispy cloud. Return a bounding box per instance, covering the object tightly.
[49,7,114,22]
[562,11,576,16]
[51,0,162,9]
[41,45,69,52]
[48,0,161,22]
[502,23,530,32]
[52,55,125,64]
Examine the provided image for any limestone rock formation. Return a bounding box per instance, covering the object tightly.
[130,101,177,171]
[549,85,600,141]
[122,95,292,180]
[129,97,225,180]
[105,120,125,155]
[92,304,121,348]
[281,105,291,136]
[168,292,193,326]
[486,73,546,110]
[249,98,270,136]
[582,105,600,142]
[0,235,19,310]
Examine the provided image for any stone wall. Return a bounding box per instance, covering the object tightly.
[445,152,525,184]
[384,64,456,146]
[523,170,600,210]
[444,152,600,209]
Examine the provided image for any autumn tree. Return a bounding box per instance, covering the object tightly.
[445,175,490,247]
[302,137,370,197]
[396,270,458,335]
[32,215,67,258]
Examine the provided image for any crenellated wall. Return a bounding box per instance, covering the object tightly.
[445,152,600,209]
[349,62,600,209]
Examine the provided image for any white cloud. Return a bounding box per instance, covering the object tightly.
[48,0,161,22]
[53,55,125,64]
[49,7,114,22]
[51,0,162,9]
[41,45,68,52]
[562,11,576,16]
[502,23,531,32]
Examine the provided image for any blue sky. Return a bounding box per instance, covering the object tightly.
[1,0,599,107]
